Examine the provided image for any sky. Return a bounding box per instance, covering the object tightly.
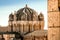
[0,0,47,29]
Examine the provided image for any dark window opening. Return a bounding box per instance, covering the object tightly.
[58,7,60,11]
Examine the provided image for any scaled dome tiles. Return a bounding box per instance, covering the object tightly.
[9,5,44,21]
[16,5,38,21]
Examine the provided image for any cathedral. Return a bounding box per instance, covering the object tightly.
[0,4,47,40]
[8,4,47,40]
[8,4,44,33]
[8,5,44,33]
[0,0,60,40]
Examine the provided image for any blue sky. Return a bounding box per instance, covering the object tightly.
[0,0,47,29]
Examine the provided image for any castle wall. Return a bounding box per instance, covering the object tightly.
[48,0,60,40]
[48,11,60,26]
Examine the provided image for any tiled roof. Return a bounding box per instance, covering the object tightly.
[24,30,47,37]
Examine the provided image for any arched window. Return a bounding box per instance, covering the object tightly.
[39,24,41,30]
[33,24,36,31]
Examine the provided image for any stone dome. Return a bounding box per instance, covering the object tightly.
[16,4,38,21]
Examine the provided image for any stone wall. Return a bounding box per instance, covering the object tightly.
[8,21,44,34]
[24,36,47,40]
[48,0,60,40]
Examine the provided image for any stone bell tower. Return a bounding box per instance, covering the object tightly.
[48,0,60,40]
[38,12,44,30]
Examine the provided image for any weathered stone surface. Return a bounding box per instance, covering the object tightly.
[48,0,60,40]
[24,30,47,40]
